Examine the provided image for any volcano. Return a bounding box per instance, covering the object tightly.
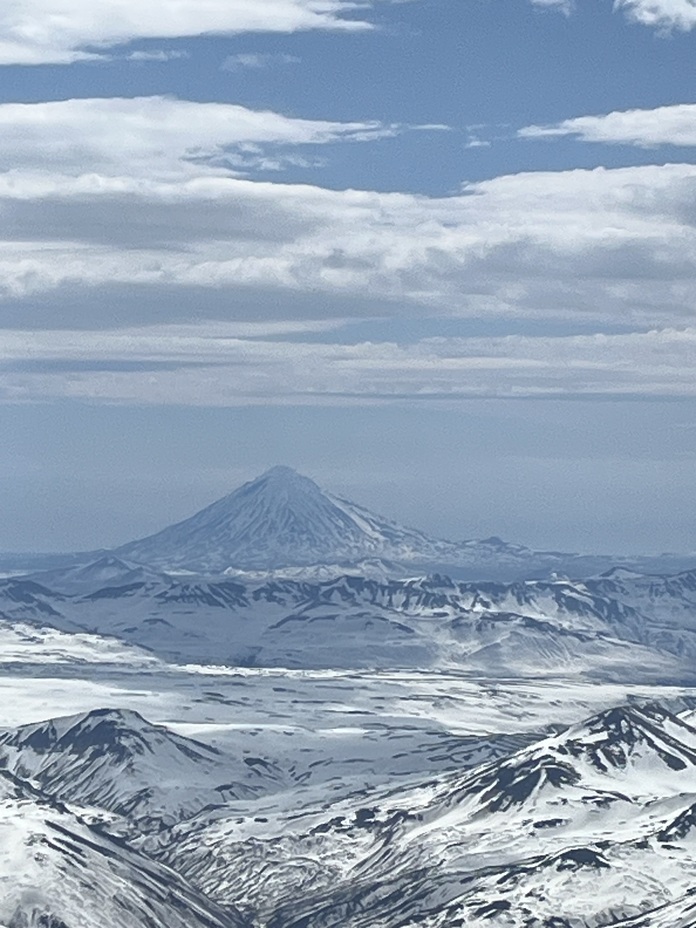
[113,466,473,572]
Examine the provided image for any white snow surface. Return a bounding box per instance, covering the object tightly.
[0,641,695,926]
[0,707,288,835]
[145,703,696,926]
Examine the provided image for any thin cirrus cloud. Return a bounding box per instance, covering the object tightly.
[2,324,696,406]
[530,0,575,15]
[533,0,696,30]
[520,103,696,147]
[125,49,191,62]
[0,0,383,65]
[221,53,301,71]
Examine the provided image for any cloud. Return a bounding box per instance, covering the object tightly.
[221,53,301,71]
[125,49,190,62]
[0,97,695,363]
[530,0,575,15]
[0,158,695,328]
[1,0,693,66]
[529,0,696,31]
[3,323,696,406]
[520,103,696,147]
[0,0,383,66]
[465,135,491,149]
[0,96,401,179]
[614,0,696,32]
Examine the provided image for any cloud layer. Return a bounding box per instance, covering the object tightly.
[3,323,695,405]
[1,97,695,405]
[0,96,398,179]
[0,156,694,327]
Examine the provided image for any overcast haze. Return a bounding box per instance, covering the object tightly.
[1,0,696,555]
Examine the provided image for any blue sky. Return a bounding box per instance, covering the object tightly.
[1,0,696,554]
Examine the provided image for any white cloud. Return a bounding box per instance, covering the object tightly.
[1,0,693,65]
[3,324,696,405]
[529,0,696,31]
[0,98,694,366]
[520,103,696,147]
[0,161,695,327]
[614,0,696,31]
[0,0,381,65]
[0,96,400,179]
[221,53,301,71]
[465,135,491,149]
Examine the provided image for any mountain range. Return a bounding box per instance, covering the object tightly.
[3,465,696,926]
[0,553,695,683]
[2,700,696,927]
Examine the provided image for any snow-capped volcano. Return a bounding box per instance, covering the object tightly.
[114,465,475,573]
[5,466,696,579]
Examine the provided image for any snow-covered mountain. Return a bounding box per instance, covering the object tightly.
[104,465,695,578]
[7,564,696,681]
[3,466,695,580]
[0,767,245,928]
[30,555,166,595]
[0,708,288,835]
[4,697,696,927]
[112,465,475,572]
[149,702,696,927]
[2,636,696,928]
[5,467,696,926]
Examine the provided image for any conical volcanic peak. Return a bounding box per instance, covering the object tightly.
[114,466,462,573]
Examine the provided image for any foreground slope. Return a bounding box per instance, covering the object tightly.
[0,769,244,928]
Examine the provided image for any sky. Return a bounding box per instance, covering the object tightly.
[1,0,696,555]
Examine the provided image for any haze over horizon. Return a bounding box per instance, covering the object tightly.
[1,0,696,555]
